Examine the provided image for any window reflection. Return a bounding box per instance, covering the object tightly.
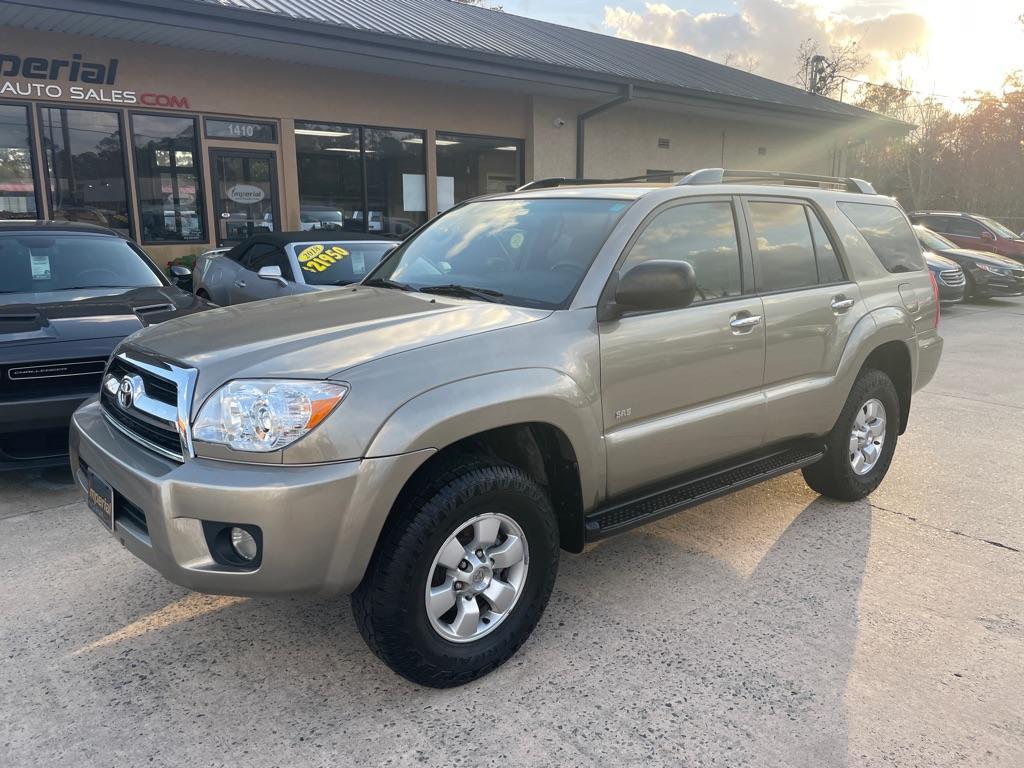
[295,122,425,237]
[435,133,522,211]
[132,114,205,243]
[0,105,38,220]
[39,107,131,236]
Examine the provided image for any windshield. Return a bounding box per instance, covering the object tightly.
[0,234,162,294]
[291,241,398,286]
[367,198,631,308]
[976,216,1021,240]
[915,226,957,252]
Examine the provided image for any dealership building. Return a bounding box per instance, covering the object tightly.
[0,0,902,263]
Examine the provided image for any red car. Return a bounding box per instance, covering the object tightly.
[909,212,1024,263]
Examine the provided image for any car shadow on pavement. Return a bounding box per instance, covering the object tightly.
[40,480,871,767]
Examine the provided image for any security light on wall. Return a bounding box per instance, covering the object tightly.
[295,129,352,137]
[552,117,567,128]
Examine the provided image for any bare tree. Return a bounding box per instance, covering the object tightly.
[794,38,867,98]
[452,0,504,10]
[721,51,760,73]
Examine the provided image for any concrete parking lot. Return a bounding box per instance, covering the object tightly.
[2,299,1022,768]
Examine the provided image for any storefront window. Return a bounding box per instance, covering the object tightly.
[39,107,131,236]
[296,122,363,233]
[364,128,426,236]
[435,133,523,211]
[295,121,425,236]
[132,114,205,243]
[0,104,38,219]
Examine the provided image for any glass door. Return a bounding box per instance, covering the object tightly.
[209,149,280,245]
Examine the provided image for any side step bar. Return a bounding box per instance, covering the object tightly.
[584,444,825,541]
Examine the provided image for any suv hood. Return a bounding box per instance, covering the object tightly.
[126,287,550,387]
[0,286,210,348]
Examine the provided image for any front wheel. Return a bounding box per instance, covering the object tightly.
[352,459,559,687]
[802,369,900,501]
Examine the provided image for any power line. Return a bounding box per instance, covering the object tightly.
[837,74,1010,104]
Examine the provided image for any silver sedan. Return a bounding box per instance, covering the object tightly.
[193,232,399,306]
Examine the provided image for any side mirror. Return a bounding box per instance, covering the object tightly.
[599,260,697,321]
[258,265,288,286]
[979,230,996,242]
[169,264,192,291]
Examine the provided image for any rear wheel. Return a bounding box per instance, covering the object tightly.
[802,369,900,501]
[352,459,559,687]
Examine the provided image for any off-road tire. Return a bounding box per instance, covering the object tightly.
[352,458,559,688]
[802,369,900,501]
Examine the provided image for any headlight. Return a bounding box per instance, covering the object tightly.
[193,379,348,452]
[978,263,1010,276]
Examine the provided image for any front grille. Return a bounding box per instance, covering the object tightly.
[939,268,965,287]
[106,357,177,406]
[0,357,108,401]
[101,356,185,461]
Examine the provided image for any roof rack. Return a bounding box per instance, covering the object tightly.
[516,170,691,192]
[677,168,876,194]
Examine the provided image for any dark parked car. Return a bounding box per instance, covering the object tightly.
[923,251,965,304]
[915,225,1024,300]
[0,221,214,470]
[909,211,1024,263]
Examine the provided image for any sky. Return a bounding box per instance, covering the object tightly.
[498,0,1023,106]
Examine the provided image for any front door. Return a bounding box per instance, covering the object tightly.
[209,149,281,246]
[600,198,766,497]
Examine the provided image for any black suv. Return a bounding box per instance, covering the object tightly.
[0,221,213,469]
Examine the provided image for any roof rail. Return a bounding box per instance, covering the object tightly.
[516,170,691,192]
[677,168,876,194]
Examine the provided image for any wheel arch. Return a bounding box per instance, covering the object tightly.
[365,369,604,553]
[860,339,913,434]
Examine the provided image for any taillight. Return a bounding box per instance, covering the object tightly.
[929,271,940,328]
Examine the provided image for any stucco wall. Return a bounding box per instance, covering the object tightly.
[530,95,847,181]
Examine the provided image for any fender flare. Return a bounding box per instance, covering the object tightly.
[366,367,605,509]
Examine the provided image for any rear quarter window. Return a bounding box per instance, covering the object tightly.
[838,202,924,274]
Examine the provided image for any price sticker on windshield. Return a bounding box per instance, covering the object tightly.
[298,244,350,273]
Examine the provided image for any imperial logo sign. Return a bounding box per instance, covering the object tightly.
[0,52,190,108]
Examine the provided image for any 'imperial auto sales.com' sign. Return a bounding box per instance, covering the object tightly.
[0,52,190,108]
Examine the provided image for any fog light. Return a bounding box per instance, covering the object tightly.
[230,527,258,561]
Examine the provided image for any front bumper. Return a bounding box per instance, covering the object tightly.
[0,391,91,469]
[974,271,1024,298]
[70,399,433,597]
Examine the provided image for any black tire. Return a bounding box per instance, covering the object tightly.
[352,458,559,688]
[802,369,900,501]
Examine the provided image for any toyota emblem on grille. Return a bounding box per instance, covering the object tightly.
[117,374,144,410]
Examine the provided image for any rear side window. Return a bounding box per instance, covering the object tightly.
[747,201,817,292]
[838,202,924,274]
[807,210,845,283]
[622,201,742,303]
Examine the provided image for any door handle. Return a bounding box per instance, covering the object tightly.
[234,280,247,288]
[729,313,762,333]
[830,296,855,313]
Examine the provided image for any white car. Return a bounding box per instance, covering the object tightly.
[193,232,399,306]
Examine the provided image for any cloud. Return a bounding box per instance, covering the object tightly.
[602,0,930,86]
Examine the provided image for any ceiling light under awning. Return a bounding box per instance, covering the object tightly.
[402,138,460,146]
[295,129,352,137]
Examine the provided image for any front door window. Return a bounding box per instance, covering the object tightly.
[210,150,279,245]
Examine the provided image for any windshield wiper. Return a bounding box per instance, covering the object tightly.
[418,284,504,303]
[362,277,414,291]
[55,285,131,290]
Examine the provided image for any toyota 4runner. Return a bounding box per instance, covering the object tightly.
[70,169,943,687]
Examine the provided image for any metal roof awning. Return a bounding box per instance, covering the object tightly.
[1,0,910,131]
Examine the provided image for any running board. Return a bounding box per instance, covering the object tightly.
[585,443,825,541]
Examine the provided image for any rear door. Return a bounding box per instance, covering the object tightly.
[227,242,296,304]
[744,197,866,442]
[599,197,766,497]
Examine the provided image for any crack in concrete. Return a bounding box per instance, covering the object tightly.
[871,502,1022,554]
